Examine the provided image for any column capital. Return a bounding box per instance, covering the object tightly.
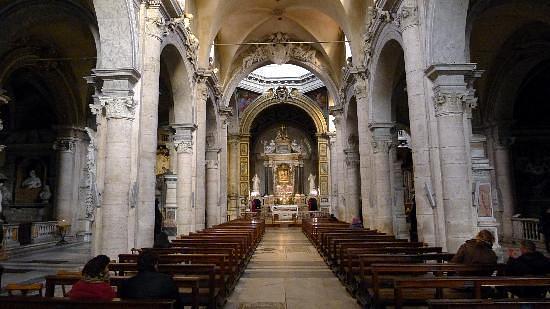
[426,64,482,117]
[171,123,196,154]
[100,96,137,119]
[228,134,240,145]
[206,160,219,169]
[369,122,395,154]
[53,137,78,153]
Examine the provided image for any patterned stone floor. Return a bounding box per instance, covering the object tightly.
[225,227,360,309]
[0,242,91,292]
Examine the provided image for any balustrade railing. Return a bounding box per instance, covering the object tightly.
[512,217,541,242]
[2,221,59,249]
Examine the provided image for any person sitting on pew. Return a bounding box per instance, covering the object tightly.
[329,214,338,222]
[451,229,497,275]
[505,239,550,298]
[68,255,116,300]
[154,230,171,248]
[119,251,181,306]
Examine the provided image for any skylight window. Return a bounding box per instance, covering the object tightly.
[251,64,310,79]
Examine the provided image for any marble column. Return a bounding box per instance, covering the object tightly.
[136,1,164,248]
[493,135,515,242]
[331,109,346,220]
[399,3,438,246]
[427,64,477,252]
[370,124,394,234]
[99,95,137,258]
[218,112,230,224]
[53,137,78,224]
[194,82,208,230]
[227,135,240,220]
[173,124,196,235]
[344,149,361,222]
[205,155,220,227]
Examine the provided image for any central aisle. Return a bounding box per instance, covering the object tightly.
[225,227,360,309]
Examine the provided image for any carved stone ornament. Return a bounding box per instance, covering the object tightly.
[206,160,219,169]
[172,126,195,154]
[275,86,289,101]
[371,139,394,154]
[353,73,368,99]
[83,127,99,219]
[101,96,136,119]
[241,32,318,71]
[396,4,419,31]
[53,137,77,153]
[344,150,360,167]
[433,90,467,116]
[145,16,167,41]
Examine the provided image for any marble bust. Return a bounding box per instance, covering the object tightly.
[22,170,41,189]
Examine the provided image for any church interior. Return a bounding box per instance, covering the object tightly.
[0,0,549,307]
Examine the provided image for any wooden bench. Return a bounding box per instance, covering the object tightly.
[427,298,550,308]
[0,296,175,308]
[107,263,217,308]
[44,274,200,308]
[358,263,504,308]
[394,277,550,309]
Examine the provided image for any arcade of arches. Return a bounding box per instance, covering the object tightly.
[0,0,550,261]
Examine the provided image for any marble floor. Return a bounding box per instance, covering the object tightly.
[0,242,91,291]
[225,227,360,309]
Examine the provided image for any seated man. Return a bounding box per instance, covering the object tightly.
[450,229,497,275]
[505,240,550,298]
[119,251,180,305]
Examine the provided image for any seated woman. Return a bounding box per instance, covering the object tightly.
[68,255,116,300]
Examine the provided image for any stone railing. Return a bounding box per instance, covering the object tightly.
[2,221,59,249]
[512,217,541,242]
[31,221,58,243]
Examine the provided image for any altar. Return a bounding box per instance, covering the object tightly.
[270,204,299,222]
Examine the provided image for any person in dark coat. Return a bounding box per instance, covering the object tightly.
[68,255,116,300]
[505,240,550,298]
[119,251,180,306]
[451,229,497,275]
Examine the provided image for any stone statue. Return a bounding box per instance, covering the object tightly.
[264,139,276,154]
[252,174,260,194]
[291,140,302,153]
[21,170,41,189]
[308,174,317,194]
[39,184,52,202]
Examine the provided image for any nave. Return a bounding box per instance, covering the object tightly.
[226,227,359,309]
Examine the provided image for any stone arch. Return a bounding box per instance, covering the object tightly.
[369,36,405,125]
[426,0,469,64]
[160,44,194,124]
[221,59,338,111]
[93,0,138,68]
[240,91,328,136]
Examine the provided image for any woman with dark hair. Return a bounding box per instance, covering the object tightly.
[68,255,116,300]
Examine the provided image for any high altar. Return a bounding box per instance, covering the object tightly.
[261,125,307,208]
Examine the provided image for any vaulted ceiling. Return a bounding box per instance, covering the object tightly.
[190,0,370,89]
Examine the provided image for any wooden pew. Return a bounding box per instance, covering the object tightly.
[118,253,232,293]
[427,298,550,308]
[358,263,504,308]
[108,263,218,309]
[394,277,550,309]
[44,274,198,308]
[0,297,175,309]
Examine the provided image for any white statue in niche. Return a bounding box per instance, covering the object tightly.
[251,174,261,196]
[264,140,276,154]
[291,140,302,153]
[21,170,41,189]
[308,174,317,195]
[39,185,52,202]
